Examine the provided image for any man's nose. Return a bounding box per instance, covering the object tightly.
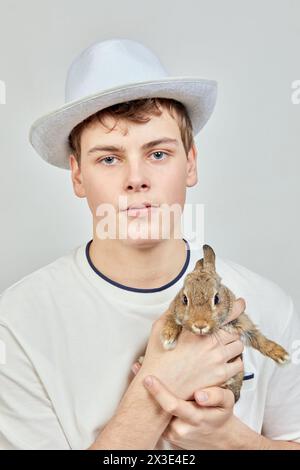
[124,162,150,192]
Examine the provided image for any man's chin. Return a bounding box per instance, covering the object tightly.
[118,235,164,249]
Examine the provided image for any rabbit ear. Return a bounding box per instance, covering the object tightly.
[194,258,204,271]
[202,244,216,271]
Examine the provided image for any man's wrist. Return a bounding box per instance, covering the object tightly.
[223,415,271,450]
[88,373,171,450]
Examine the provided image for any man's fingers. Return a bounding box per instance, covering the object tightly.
[131,362,141,375]
[142,375,180,415]
[132,336,244,376]
[224,339,244,361]
[223,298,246,324]
[224,357,244,382]
[142,375,200,424]
[194,386,235,409]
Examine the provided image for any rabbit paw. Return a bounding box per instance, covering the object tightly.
[272,347,290,364]
[266,341,290,364]
[160,331,178,350]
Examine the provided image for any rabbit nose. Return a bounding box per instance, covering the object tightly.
[192,321,210,335]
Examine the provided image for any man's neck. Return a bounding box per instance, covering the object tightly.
[88,237,188,289]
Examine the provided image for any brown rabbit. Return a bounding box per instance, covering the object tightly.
[139,244,290,402]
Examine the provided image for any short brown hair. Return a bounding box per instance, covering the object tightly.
[68,97,195,168]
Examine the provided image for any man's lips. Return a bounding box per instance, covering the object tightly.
[120,202,159,213]
[125,206,159,217]
[125,202,159,210]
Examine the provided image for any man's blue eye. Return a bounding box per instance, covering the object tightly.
[99,156,116,165]
[151,151,167,160]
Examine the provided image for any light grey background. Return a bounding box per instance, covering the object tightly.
[0,0,299,311]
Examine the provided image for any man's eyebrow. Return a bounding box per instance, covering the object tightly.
[87,138,179,155]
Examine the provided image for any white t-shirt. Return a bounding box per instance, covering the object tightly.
[0,239,299,450]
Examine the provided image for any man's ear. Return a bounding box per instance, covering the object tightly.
[69,154,86,198]
[186,143,198,188]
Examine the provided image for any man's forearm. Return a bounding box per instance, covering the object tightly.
[262,438,300,450]
[226,416,300,450]
[87,374,172,450]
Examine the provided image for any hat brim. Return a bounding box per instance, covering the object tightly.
[29,77,217,170]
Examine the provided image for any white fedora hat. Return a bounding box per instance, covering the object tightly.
[29,38,218,170]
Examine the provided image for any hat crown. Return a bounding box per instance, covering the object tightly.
[65,38,169,103]
[30,37,218,170]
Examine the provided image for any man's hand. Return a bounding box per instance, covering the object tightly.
[131,367,300,450]
[132,362,239,450]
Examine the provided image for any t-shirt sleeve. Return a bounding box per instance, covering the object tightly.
[0,323,71,450]
[261,296,300,443]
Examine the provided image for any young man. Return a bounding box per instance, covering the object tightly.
[0,38,299,450]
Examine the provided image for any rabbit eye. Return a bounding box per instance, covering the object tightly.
[182,294,188,305]
[214,293,220,305]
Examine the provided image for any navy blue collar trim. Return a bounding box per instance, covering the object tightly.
[243,373,255,381]
[85,239,191,293]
